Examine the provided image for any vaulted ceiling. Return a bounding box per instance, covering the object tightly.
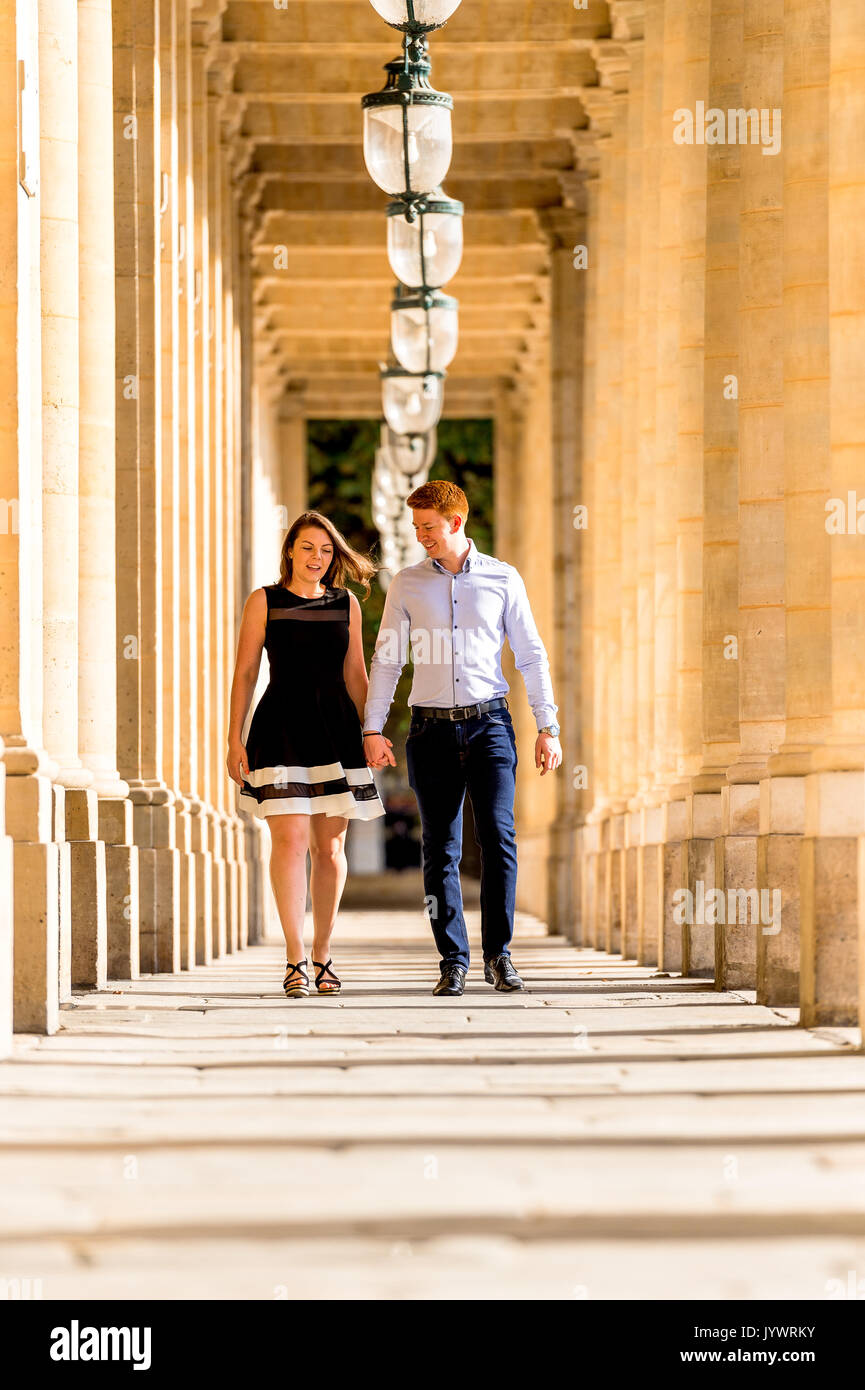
[207,0,643,416]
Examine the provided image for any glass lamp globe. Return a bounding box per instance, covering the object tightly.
[381,367,445,435]
[391,286,458,374]
[369,0,463,33]
[362,52,453,198]
[383,424,437,475]
[387,190,463,288]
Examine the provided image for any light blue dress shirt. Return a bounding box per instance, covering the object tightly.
[363,539,558,734]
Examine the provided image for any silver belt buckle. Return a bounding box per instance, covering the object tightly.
[449,707,460,721]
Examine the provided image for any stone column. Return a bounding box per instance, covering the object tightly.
[619,27,645,962]
[759,0,830,1007]
[173,0,198,970]
[78,0,138,987]
[676,0,713,979]
[653,0,686,972]
[635,0,664,965]
[114,0,181,975]
[156,0,186,973]
[606,94,628,959]
[718,0,784,991]
[278,410,308,526]
[221,142,240,952]
[37,0,88,994]
[206,82,227,958]
[39,0,86,791]
[800,0,865,1027]
[540,204,586,939]
[584,70,628,955]
[698,0,744,988]
[1,0,63,1033]
[594,106,620,954]
[190,14,216,965]
[576,168,599,949]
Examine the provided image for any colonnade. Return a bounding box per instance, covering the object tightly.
[563,0,865,1028]
[1,0,863,1048]
[0,0,276,1051]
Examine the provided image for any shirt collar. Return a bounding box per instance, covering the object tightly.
[432,537,476,576]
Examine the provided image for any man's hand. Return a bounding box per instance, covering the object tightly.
[535,732,562,776]
[364,733,396,769]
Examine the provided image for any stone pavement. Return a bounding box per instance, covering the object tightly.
[1,887,864,1301]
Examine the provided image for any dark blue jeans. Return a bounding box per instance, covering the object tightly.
[405,706,518,970]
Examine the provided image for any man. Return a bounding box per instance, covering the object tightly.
[362,481,561,997]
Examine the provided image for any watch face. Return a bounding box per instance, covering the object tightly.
[548,724,560,737]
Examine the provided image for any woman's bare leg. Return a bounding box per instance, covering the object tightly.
[267,814,310,963]
[309,814,349,968]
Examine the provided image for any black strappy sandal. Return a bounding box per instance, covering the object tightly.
[283,959,309,998]
[313,958,341,994]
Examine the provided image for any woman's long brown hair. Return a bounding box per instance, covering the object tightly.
[278,511,378,599]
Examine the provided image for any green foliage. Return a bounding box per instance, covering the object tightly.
[306,418,494,736]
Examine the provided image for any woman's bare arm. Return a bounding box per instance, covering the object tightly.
[226,588,267,785]
[343,590,370,724]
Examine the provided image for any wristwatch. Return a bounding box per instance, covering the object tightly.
[539,723,560,738]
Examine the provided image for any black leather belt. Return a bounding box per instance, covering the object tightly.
[411,697,508,722]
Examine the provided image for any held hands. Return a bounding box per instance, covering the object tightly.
[226,739,249,786]
[364,733,396,769]
[535,732,562,776]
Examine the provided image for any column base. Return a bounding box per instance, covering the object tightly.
[99,797,139,979]
[683,792,722,980]
[660,797,687,974]
[189,798,214,966]
[756,774,805,1007]
[800,769,864,1027]
[715,782,760,991]
[65,788,107,989]
[131,795,180,974]
[636,805,662,966]
[5,769,61,1034]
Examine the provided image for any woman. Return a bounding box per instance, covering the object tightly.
[227,512,386,998]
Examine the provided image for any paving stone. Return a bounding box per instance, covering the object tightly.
[0,907,862,1297]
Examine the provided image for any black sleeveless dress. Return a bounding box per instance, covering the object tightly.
[237,584,385,821]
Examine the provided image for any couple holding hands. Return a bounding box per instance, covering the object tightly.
[227,480,561,999]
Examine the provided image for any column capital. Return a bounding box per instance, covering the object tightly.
[278,382,309,422]
[570,127,604,181]
[538,204,586,252]
[239,170,267,218]
[556,167,589,213]
[579,86,627,140]
[191,0,225,54]
[590,41,636,93]
[207,49,239,100]
[608,1,646,42]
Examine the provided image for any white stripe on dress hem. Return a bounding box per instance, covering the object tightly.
[242,762,375,789]
[238,789,384,820]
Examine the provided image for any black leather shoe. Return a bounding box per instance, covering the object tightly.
[484,954,524,991]
[433,964,467,996]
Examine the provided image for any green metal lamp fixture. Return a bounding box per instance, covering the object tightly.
[387,187,463,283]
[381,364,445,435]
[362,37,453,202]
[369,0,463,35]
[391,284,458,374]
